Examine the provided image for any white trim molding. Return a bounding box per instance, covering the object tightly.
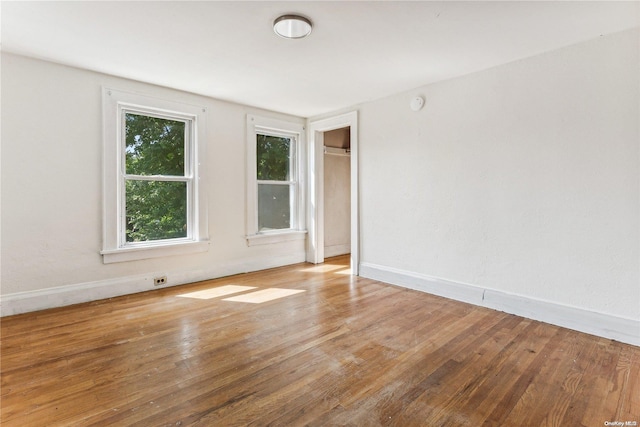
[307,111,359,275]
[102,87,209,263]
[245,114,307,245]
[101,240,210,263]
[0,252,306,317]
[360,262,640,347]
[246,230,307,247]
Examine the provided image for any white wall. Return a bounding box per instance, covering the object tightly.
[324,152,351,257]
[0,53,306,314]
[357,29,639,344]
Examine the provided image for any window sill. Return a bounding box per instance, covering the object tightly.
[101,240,210,264]
[246,230,307,247]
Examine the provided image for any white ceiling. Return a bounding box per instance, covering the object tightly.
[2,1,639,117]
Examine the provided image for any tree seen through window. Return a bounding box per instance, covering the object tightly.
[256,134,294,231]
[124,113,188,242]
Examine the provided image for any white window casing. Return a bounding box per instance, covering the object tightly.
[246,114,306,246]
[102,88,209,263]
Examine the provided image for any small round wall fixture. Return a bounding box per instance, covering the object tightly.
[273,14,313,39]
[410,96,425,112]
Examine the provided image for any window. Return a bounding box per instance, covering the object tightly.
[102,88,208,263]
[246,115,306,245]
[257,133,295,231]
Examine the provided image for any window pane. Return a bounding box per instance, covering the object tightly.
[125,180,187,242]
[257,134,291,181]
[258,184,291,231]
[125,113,185,176]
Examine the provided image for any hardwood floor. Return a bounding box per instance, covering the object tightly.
[1,255,639,426]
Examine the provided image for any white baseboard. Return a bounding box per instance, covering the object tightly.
[0,253,306,317]
[324,244,351,258]
[359,262,640,347]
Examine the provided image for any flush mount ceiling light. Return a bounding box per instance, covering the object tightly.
[273,14,313,39]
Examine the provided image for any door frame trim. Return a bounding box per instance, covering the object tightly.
[307,111,359,274]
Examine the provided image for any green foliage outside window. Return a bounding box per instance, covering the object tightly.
[256,134,293,231]
[125,113,188,242]
[257,134,291,181]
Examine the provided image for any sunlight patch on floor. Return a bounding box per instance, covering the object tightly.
[177,285,256,300]
[299,264,345,273]
[223,288,306,304]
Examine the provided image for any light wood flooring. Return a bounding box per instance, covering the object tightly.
[1,255,639,426]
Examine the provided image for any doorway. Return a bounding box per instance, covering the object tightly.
[323,127,351,258]
[307,111,359,275]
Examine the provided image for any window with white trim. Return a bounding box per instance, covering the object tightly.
[102,88,208,263]
[246,115,306,245]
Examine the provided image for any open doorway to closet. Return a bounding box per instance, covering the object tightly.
[323,127,351,258]
[307,111,359,275]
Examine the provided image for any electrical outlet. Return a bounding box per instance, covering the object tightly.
[154,276,167,286]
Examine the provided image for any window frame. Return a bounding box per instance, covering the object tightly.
[256,131,297,231]
[102,88,209,263]
[246,115,306,246]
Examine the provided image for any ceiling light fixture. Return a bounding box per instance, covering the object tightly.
[273,14,313,39]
